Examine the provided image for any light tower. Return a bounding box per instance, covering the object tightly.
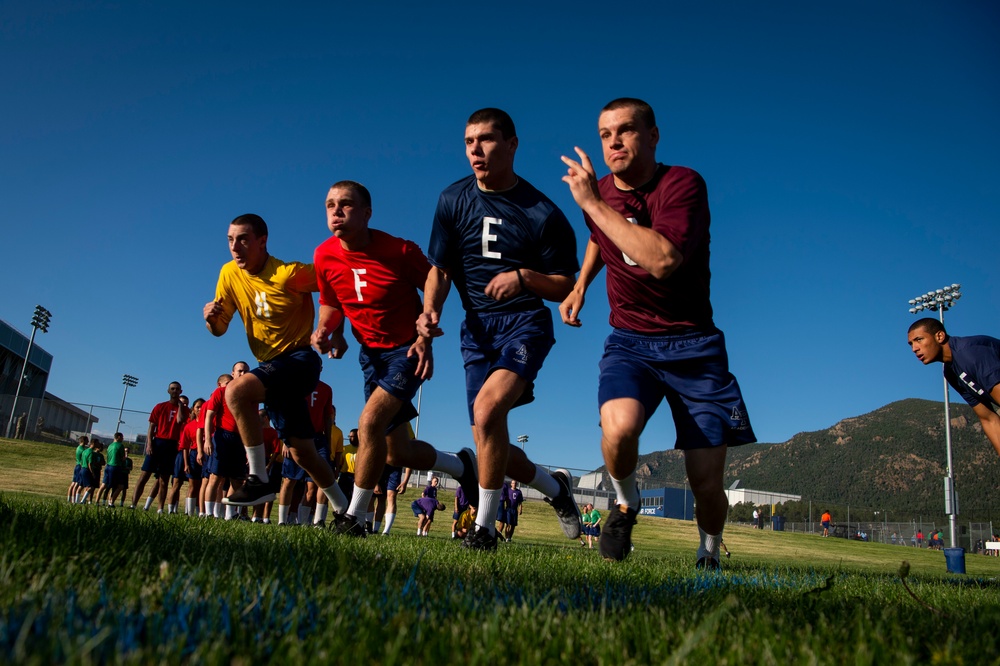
[117,374,139,434]
[5,305,52,438]
[907,283,961,548]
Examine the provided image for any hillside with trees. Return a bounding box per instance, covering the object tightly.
[593,399,1000,520]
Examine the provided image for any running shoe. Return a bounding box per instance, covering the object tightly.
[222,474,279,506]
[599,505,638,562]
[460,526,497,551]
[545,469,582,539]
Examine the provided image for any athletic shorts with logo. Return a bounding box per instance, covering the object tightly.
[598,327,756,449]
[360,343,423,434]
[460,308,554,424]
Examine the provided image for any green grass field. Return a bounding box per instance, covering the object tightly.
[2,438,999,664]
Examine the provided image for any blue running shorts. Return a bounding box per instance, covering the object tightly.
[598,327,756,450]
[460,308,554,424]
[360,343,423,433]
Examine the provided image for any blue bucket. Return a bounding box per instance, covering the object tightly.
[943,547,966,574]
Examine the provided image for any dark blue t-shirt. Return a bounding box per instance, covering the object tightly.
[428,175,579,314]
[944,335,1000,408]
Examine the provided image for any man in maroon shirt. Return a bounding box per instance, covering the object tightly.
[560,98,755,568]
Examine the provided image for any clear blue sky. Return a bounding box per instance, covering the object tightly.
[2,2,998,472]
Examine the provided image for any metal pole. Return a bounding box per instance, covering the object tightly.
[938,304,959,549]
[413,385,423,438]
[5,326,39,439]
[117,386,130,433]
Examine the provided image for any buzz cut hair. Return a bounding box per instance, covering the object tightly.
[601,97,657,130]
[230,213,269,238]
[467,108,517,140]
[908,318,947,337]
[330,180,372,209]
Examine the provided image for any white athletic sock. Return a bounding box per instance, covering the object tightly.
[430,451,464,478]
[525,466,560,498]
[476,486,502,536]
[143,495,155,511]
[314,504,328,524]
[169,503,178,514]
[246,445,268,482]
[263,518,270,524]
[214,502,224,518]
[611,473,641,509]
[348,487,374,521]
[382,513,396,534]
[205,501,216,517]
[298,506,313,526]
[320,483,348,513]
[185,498,197,516]
[417,528,422,536]
[697,526,722,562]
[366,511,375,524]
[225,505,237,520]
[278,504,291,525]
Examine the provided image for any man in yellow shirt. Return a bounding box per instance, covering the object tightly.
[204,213,348,512]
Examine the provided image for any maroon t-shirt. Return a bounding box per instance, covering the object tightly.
[586,164,713,333]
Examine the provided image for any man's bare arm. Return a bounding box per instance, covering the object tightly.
[417,266,451,338]
[559,239,605,327]
[973,387,1000,458]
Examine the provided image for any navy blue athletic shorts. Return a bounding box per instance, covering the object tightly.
[73,464,82,484]
[379,464,403,492]
[505,507,519,527]
[598,327,756,449]
[211,429,247,480]
[411,500,426,517]
[187,449,203,480]
[460,308,554,424]
[360,343,422,433]
[172,451,188,483]
[142,438,179,479]
[80,469,95,488]
[250,347,320,441]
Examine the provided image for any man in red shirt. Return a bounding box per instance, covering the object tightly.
[173,397,205,516]
[132,381,189,512]
[278,377,336,526]
[204,363,251,520]
[311,180,478,536]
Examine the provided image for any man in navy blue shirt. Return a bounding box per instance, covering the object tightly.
[418,108,582,551]
[908,318,1000,457]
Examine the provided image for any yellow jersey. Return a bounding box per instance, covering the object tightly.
[329,424,344,456]
[214,256,318,362]
[341,444,358,474]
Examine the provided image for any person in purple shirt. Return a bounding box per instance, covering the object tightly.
[412,496,446,536]
[908,318,1000,458]
[560,98,756,569]
[500,480,524,543]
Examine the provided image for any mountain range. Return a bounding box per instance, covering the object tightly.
[605,399,1000,519]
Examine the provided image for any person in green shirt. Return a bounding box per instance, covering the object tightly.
[67,435,90,504]
[98,433,127,506]
[79,439,104,503]
[581,503,602,549]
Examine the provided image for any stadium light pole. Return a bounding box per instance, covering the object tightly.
[117,374,139,434]
[5,305,51,439]
[517,434,528,450]
[908,283,961,549]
